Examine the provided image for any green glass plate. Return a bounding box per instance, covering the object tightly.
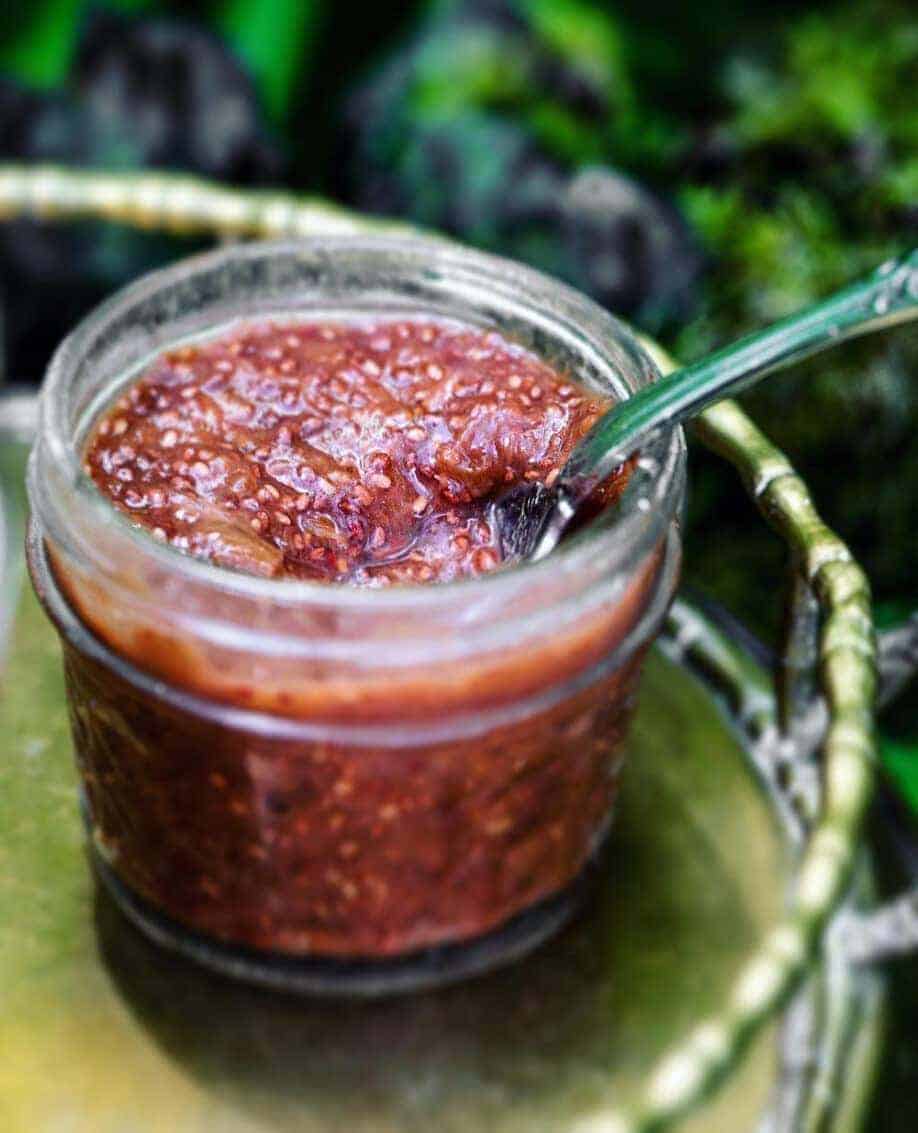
[0,431,880,1132]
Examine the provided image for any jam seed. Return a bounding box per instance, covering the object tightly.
[85,316,618,589]
[474,548,499,572]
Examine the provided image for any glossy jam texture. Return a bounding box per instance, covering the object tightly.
[84,317,611,584]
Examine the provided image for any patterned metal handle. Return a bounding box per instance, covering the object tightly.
[0,162,418,240]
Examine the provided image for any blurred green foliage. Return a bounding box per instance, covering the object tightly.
[216,0,321,123]
[664,2,918,650]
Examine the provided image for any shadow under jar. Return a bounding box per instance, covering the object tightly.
[26,236,685,995]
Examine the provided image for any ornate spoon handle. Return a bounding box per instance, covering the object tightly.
[561,249,918,495]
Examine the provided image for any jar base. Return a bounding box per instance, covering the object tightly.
[90,841,605,998]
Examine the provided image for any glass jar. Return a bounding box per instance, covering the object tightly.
[27,236,685,994]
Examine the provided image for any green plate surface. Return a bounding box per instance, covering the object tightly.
[0,572,785,1132]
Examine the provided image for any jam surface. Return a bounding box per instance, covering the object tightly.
[85,317,610,584]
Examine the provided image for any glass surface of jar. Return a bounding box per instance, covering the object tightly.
[27,236,685,993]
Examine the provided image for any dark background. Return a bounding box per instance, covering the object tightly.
[0,0,915,1120]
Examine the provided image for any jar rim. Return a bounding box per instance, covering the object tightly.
[31,234,685,617]
[27,519,682,740]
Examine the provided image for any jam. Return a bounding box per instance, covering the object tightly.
[84,318,614,586]
[33,298,678,971]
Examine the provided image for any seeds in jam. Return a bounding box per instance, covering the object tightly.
[85,318,613,583]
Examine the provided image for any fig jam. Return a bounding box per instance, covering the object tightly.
[37,312,673,971]
[84,318,613,586]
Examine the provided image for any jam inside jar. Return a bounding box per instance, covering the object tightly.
[27,237,685,994]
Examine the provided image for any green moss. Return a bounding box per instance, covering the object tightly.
[883,739,918,813]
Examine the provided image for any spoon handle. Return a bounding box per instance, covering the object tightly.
[562,249,918,493]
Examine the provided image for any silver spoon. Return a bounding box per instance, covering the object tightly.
[495,249,918,562]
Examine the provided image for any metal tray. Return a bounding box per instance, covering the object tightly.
[0,165,915,1130]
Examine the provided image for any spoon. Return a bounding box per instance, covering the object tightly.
[495,249,918,561]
